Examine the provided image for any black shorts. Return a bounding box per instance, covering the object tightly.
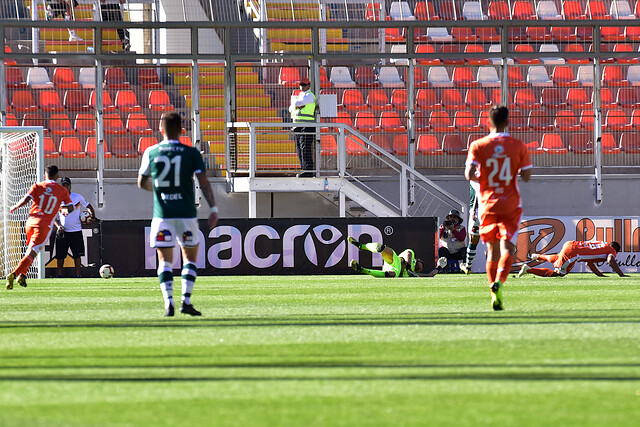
[55,230,85,259]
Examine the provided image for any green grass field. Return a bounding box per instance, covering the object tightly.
[0,273,638,426]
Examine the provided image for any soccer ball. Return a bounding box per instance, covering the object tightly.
[79,210,92,224]
[99,264,114,279]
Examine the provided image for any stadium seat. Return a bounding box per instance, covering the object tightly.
[601,133,621,153]
[617,87,639,108]
[148,90,174,112]
[415,44,440,65]
[491,89,514,107]
[39,90,64,112]
[22,113,48,134]
[391,89,407,111]
[580,110,595,129]
[555,109,581,131]
[5,67,28,89]
[452,28,477,43]
[602,66,628,86]
[489,45,514,65]
[389,1,416,20]
[138,68,163,89]
[626,65,640,86]
[507,67,527,87]
[477,110,492,130]
[598,88,617,109]
[529,110,554,131]
[564,44,589,64]
[416,88,442,110]
[613,44,638,64]
[330,67,356,88]
[414,1,438,20]
[489,0,511,19]
[367,89,393,111]
[452,67,478,87]
[541,88,566,109]
[43,137,59,158]
[439,2,459,20]
[537,0,562,19]
[390,45,409,67]
[569,133,593,153]
[52,68,79,89]
[126,113,153,135]
[477,66,501,87]
[4,113,19,127]
[384,134,403,155]
[49,113,75,136]
[577,66,595,86]
[465,88,490,110]
[104,113,127,135]
[605,109,631,130]
[345,135,369,156]
[138,136,158,155]
[527,66,553,87]
[278,67,300,87]
[550,26,578,42]
[179,136,193,146]
[442,134,467,154]
[110,137,138,158]
[454,110,480,131]
[442,88,465,109]
[104,68,130,90]
[378,67,404,88]
[320,134,337,155]
[89,90,116,113]
[586,0,611,18]
[64,90,91,112]
[354,67,378,88]
[354,111,380,133]
[333,111,353,128]
[75,113,96,136]
[85,137,112,159]
[12,90,38,113]
[427,67,453,87]
[59,136,85,158]
[625,26,640,40]
[429,110,454,131]
[563,1,587,19]
[415,113,431,132]
[319,67,331,88]
[341,89,367,112]
[464,45,489,65]
[515,89,540,109]
[26,68,54,89]
[365,2,381,21]
[508,109,529,130]
[78,68,96,89]
[380,112,406,132]
[514,44,540,64]
[512,0,536,19]
[463,2,486,20]
[620,132,640,152]
[541,133,568,153]
[439,45,464,65]
[552,66,579,87]
[115,90,142,113]
[610,0,635,18]
[425,27,453,42]
[369,134,391,152]
[417,134,443,155]
[538,45,565,65]
[385,27,406,43]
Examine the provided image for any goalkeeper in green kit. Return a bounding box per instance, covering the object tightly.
[348,237,447,278]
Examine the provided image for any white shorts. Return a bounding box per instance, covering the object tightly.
[150,217,200,248]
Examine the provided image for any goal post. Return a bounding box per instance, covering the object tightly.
[0,127,45,280]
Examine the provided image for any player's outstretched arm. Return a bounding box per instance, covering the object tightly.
[9,194,31,213]
[586,262,606,277]
[197,172,218,229]
[608,256,630,277]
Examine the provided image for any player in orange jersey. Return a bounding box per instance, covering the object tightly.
[465,105,532,310]
[5,165,73,290]
[517,240,629,278]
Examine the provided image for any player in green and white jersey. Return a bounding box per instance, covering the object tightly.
[138,112,218,317]
[347,237,446,278]
[460,180,481,275]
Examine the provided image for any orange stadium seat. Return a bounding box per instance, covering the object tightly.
[89,90,116,112]
[179,136,193,146]
[617,87,639,108]
[64,90,91,112]
[580,110,595,129]
[601,133,621,153]
[379,111,406,132]
[515,89,540,109]
[541,133,568,153]
[367,89,393,111]
[354,111,380,133]
[39,90,64,112]
[417,134,443,155]
[115,90,142,113]
[555,110,581,131]
[22,113,47,131]
[613,44,638,64]
[567,88,592,109]
[139,68,163,89]
[5,67,27,89]
[465,89,490,110]
[605,109,631,130]
[333,111,353,128]
[464,45,489,65]
[529,110,554,131]
[126,113,153,135]
[620,132,640,152]
[602,66,629,86]
[513,1,536,19]
[563,1,587,19]
[75,113,96,136]
[110,137,138,158]
[507,67,528,87]
[341,89,367,112]
[345,135,369,156]
[632,109,640,128]
[320,134,337,156]
[59,137,85,158]
[441,89,465,109]
[564,44,589,64]
[138,136,158,155]
[85,137,112,158]
[429,111,454,132]
[52,68,80,89]
[415,44,440,65]
[148,90,174,112]
[104,68,130,89]
[278,67,300,87]
[625,26,640,41]
[12,90,38,113]
[569,133,592,153]
[391,89,407,111]
[552,66,580,87]
[442,134,467,154]
[454,110,480,132]
[43,137,59,158]
[49,113,75,136]
[104,113,127,135]
[514,44,540,64]
[452,67,478,87]
[5,113,19,126]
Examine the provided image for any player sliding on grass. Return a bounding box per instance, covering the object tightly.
[348,237,447,277]
[517,240,629,278]
[465,105,532,310]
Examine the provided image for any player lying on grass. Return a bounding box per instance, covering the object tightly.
[517,240,629,278]
[348,237,447,277]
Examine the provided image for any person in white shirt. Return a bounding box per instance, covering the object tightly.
[53,177,95,278]
[288,77,316,177]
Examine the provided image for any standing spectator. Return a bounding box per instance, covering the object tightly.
[53,177,95,278]
[438,209,467,272]
[46,0,83,41]
[288,77,316,177]
[100,0,130,51]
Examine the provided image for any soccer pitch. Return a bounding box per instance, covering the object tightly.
[0,274,638,426]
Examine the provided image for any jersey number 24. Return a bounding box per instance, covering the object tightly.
[486,157,512,187]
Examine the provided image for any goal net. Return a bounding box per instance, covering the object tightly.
[0,127,44,279]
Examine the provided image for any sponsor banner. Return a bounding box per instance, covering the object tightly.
[47,218,437,277]
[468,216,640,274]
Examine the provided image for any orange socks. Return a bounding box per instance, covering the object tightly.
[528,267,556,277]
[14,254,34,277]
[497,253,514,284]
[486,260,499,284]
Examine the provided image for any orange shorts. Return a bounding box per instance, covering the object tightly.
[25,218,53,252]
[479,207,522,244]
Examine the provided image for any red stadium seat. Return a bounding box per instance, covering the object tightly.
[126,113,153,135]
[597,88,617,109]
[440,45,464,65]
[5,113,19,127]
[442,134,467,154]
[440,2,459,20]
[75,113,96,136]
[89,90,116,113]
[404,67,429,88]
[563,1,587,19]
[507,67,527,87]
[475,27,500,42]
[417,134,443,155]
[414,1,438,20]
[514,89,540,110]
[555,110,581,131]
[601,133,621,153]
[64,90,91,112]
[465,89,490,110]
[452,28,477,43]
[320,134,337,156]
[631,109,640,128]
[49,113,75,136]
[5,67,27,89]
[564,44,589,64]
[617,87,639,108]
[391,89,407,111]
[148,90,174,112]
[491,89,514,107]
[586,0,610,18]
[429,111,454,131]
[613,44,638,64]
[620,132,640,152]
[138,68,163,89]
[541,133,568,153]
[390,134,408,155]
[333,111,353,128]
[22,113,46,131]
[569,133,593,153]
[580,110,595,130]
[110,136,138,158]
[354,111,380,133]
[369,134,391,152]
[345,135,369,156]
[529,110,554,131]
[567,88,592,109]
[367,89,393,111]
[319,67,331,89]
[115,90,142,113]
[52,67,79,89]
[59,137,85,158]
[488,1,511,19]
[605,109,631,130]
[415,44,440,65]
[552,66,579,87]
[138,136,158,155]
[527,27,552,42]
[341,89,367,112]
[39,90,64,113]
[551,26,578,42]
[85,137,112,158]
[454,110,480,131]
[541,88,566,109]
[278,67,300,87]
[104,113,127,135]
[441,88,465,109]
[625,26,640,41]
[512,1,536,19]
[452,67,478,87]
[508,109,529,131]
[379,111,406,132]
[514,44,540,64]
[602,66,629,86]
[12,90,38,113]
[104,67,130,89]
[416,89,442,110]
[43,137,59,158]
[464,45,489,65]
[179,136,193,146]
[354,67,378,88]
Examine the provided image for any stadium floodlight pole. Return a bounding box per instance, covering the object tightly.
[191,27,202,207]
[593,25,603,205]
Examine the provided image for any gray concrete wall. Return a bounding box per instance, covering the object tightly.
[67,174,639,221]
